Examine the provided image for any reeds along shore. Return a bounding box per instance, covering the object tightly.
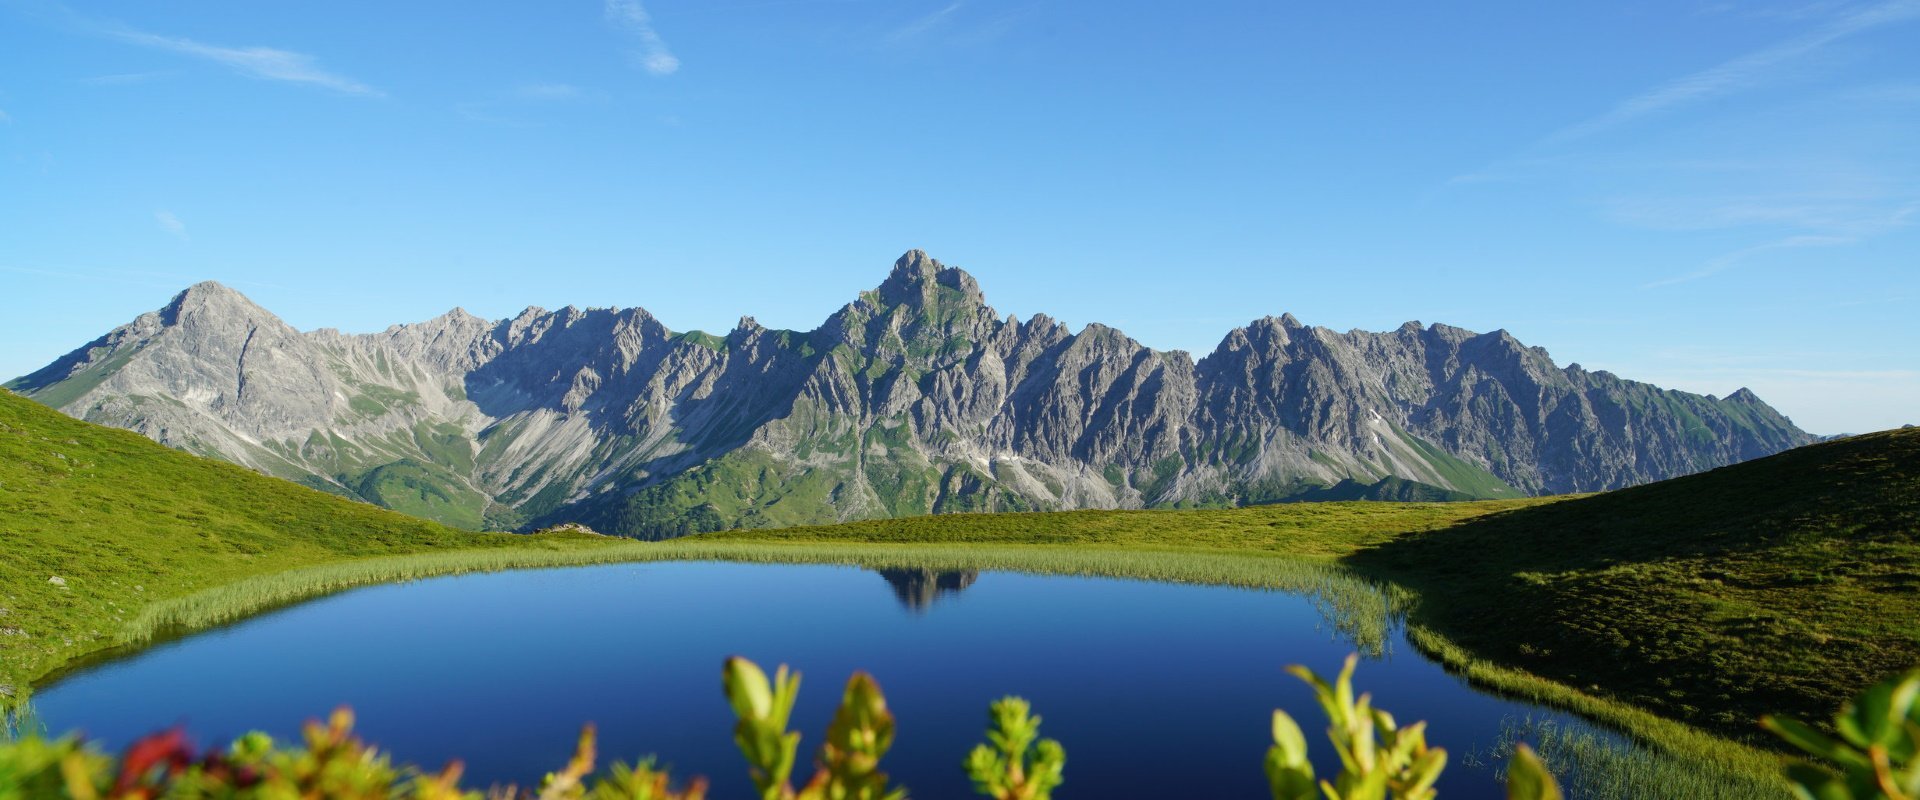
[26,539,1792,799]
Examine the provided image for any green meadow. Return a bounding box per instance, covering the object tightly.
[6,388,1918,797]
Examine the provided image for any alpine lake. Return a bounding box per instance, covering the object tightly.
[30,560,1624,798]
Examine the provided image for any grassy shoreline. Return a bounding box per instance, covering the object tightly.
[21,392,1917,797]
[20,537,1792,797]
[33,539,1399,694]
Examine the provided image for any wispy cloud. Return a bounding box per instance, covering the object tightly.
[1643,234,1849,287]
[1449,0,1920,185]
[0,108,11,124]
[1441,2,1920,290]
[79,71,173,86]
[887,1,965,42]
[457,82,605,126]
[879,1,1031,49]
[105,24,380,96]
[512,82,590,101]
[605,0,680,76]
[1702,1,1870,24]
[1642,200,1918,287]
[154,210,189,241]
[1545,0,1920,145]
[1606,193,1920,233]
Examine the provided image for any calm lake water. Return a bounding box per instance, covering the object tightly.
[32,561,1599,798]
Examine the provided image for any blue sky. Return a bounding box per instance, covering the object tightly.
[1,0,1915,434]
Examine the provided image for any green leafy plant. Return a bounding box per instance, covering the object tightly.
[0,708,456,800]
[580,758,708,800]
[0,733,110,799]
[963,697,1065,800]
[1266,654,1448,800]
[1764,668,1920,799]
[1503,745,1562,800]
[0,707,707,800]
[536,725,708,800]
[722,656,905,800]
[0,653,1648,800]
[1266,654,1562,800]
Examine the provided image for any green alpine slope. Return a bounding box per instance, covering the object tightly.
[0,389,631,699]
[1350,425,1920,739]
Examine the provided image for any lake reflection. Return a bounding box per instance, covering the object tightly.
[34,561,1592,798]
[875,567,979,611]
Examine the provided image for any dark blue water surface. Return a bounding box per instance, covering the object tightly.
[33,562,1591,798]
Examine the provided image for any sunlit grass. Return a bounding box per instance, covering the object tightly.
[27,538,1796,797]
[1462,714,1780,800]
[0,386,1518,702]
[122,541,1402,657]
[17,389,1918,799]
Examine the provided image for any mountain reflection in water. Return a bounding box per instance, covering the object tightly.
[874,567,979,611]
[33,561,1606,796]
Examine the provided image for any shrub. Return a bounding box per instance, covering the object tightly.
[963,697,1064,800]
[1268,654,1560,800]
[0,654,1570,799]
[1764,667,1920,799]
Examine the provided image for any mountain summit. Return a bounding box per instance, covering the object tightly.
[7,251,1812,536]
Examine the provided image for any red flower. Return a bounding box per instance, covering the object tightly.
[115,728,194,795]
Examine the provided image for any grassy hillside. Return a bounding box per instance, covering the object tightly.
[0,390,633,698]
[0,384,1552,701]
[697,495,1547,556]
[710,429,1920,754]
[8,379,1910,796]
[1348,426,1920,740]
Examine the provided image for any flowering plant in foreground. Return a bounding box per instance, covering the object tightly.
[0,652,1606,799]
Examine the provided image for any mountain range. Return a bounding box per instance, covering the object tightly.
[6,250,1813,537]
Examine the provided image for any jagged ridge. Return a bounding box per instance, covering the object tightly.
[6,250,1813,536]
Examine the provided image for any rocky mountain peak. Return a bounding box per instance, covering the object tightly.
[160,280,274,326]
[891,248,937,276]
[876,249,987,311]
[10,249,1818,537]
[435,307,480,323]
[178,279,243,301]
[1424,322,1476,345]
[1219,315,1303,351]
[390,307,488,336]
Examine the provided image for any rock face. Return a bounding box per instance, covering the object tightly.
[7,250,1813,536]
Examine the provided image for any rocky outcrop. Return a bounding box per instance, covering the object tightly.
[7,250,1814,536]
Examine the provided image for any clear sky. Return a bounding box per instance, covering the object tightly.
[1,1,1915,434]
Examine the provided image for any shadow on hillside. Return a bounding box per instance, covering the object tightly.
[1343,428,1920,742]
